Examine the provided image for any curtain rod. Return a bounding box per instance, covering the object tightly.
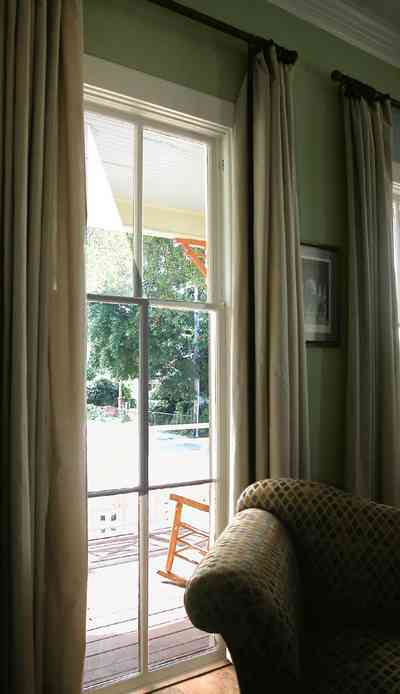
[332,70,400,110]
[145,0,298,63]
[145,0,293,481]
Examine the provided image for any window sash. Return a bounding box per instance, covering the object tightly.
[84,96,229,690]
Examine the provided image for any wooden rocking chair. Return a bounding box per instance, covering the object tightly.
[157,493,210,588]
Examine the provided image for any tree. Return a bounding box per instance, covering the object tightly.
[143,236,206,302]
[88,302,140,382]
[148,307,209,421]
[86,233,209,421]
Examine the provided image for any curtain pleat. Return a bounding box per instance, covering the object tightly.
[1,2,87,692]
[231,45,310,508]
[344,94,400,505]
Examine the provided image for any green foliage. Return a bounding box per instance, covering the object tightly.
[87,377,118,406]
[86,227,134,296]
[143,236,206,302]
[88,303,140,382]
[86,376,134,407]
[87,234,209,419]
[121,382,134,402]
[148,308,208,419]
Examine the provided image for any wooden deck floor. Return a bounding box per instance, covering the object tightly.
[84,616,214,687]
[84,531,215,689]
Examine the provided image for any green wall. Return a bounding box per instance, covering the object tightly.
[83,0,400,487]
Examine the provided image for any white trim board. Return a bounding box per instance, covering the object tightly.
[267,0,400,69]
[83,54,234,130]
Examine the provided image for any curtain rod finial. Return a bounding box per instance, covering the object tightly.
[331,68,392,103]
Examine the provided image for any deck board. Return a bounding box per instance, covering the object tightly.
[84,532,215,689]
[84,618,214,688]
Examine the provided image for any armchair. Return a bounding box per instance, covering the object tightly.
[184,479,400,693]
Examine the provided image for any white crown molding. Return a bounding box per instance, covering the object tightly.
[268,0,400,69]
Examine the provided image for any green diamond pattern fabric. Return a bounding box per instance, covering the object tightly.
[184,508,302,682]
[238,479,400,629]
[305,627,400,693]
[185,479,400,693]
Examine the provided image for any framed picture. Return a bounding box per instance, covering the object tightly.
[301,243,339,345]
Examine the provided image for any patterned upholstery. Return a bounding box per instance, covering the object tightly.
[238,479,400,628]
[184,508,302,683]
[306,626,400,693]
[185,479,400,693]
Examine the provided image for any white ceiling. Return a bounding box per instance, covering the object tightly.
[85,110,206,216]
[143,129,206,212]
[347,0,400,30]
[268,0,400,68]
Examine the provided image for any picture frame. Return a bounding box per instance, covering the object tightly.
[300,243,339,345]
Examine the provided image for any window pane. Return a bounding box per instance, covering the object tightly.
[84,493,140,687]
[148,308,210,486]
[87,302,140,492]
[143,129,207,301]
[148,484,216,671]
[85,111,135,296]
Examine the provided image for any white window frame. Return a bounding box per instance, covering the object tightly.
[83,56,233,694]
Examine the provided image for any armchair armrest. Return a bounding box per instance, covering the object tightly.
[184,508,302,692]
[237,479,400,628]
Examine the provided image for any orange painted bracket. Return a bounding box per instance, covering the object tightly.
[175,238,207,278]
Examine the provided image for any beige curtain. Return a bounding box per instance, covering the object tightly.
[344,94,400,505]
[231,46,310,507]
[1,2,87,692]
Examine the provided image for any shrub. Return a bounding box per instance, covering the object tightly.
[87,377,118,406]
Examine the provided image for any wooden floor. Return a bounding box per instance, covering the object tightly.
[153,666,239,693]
